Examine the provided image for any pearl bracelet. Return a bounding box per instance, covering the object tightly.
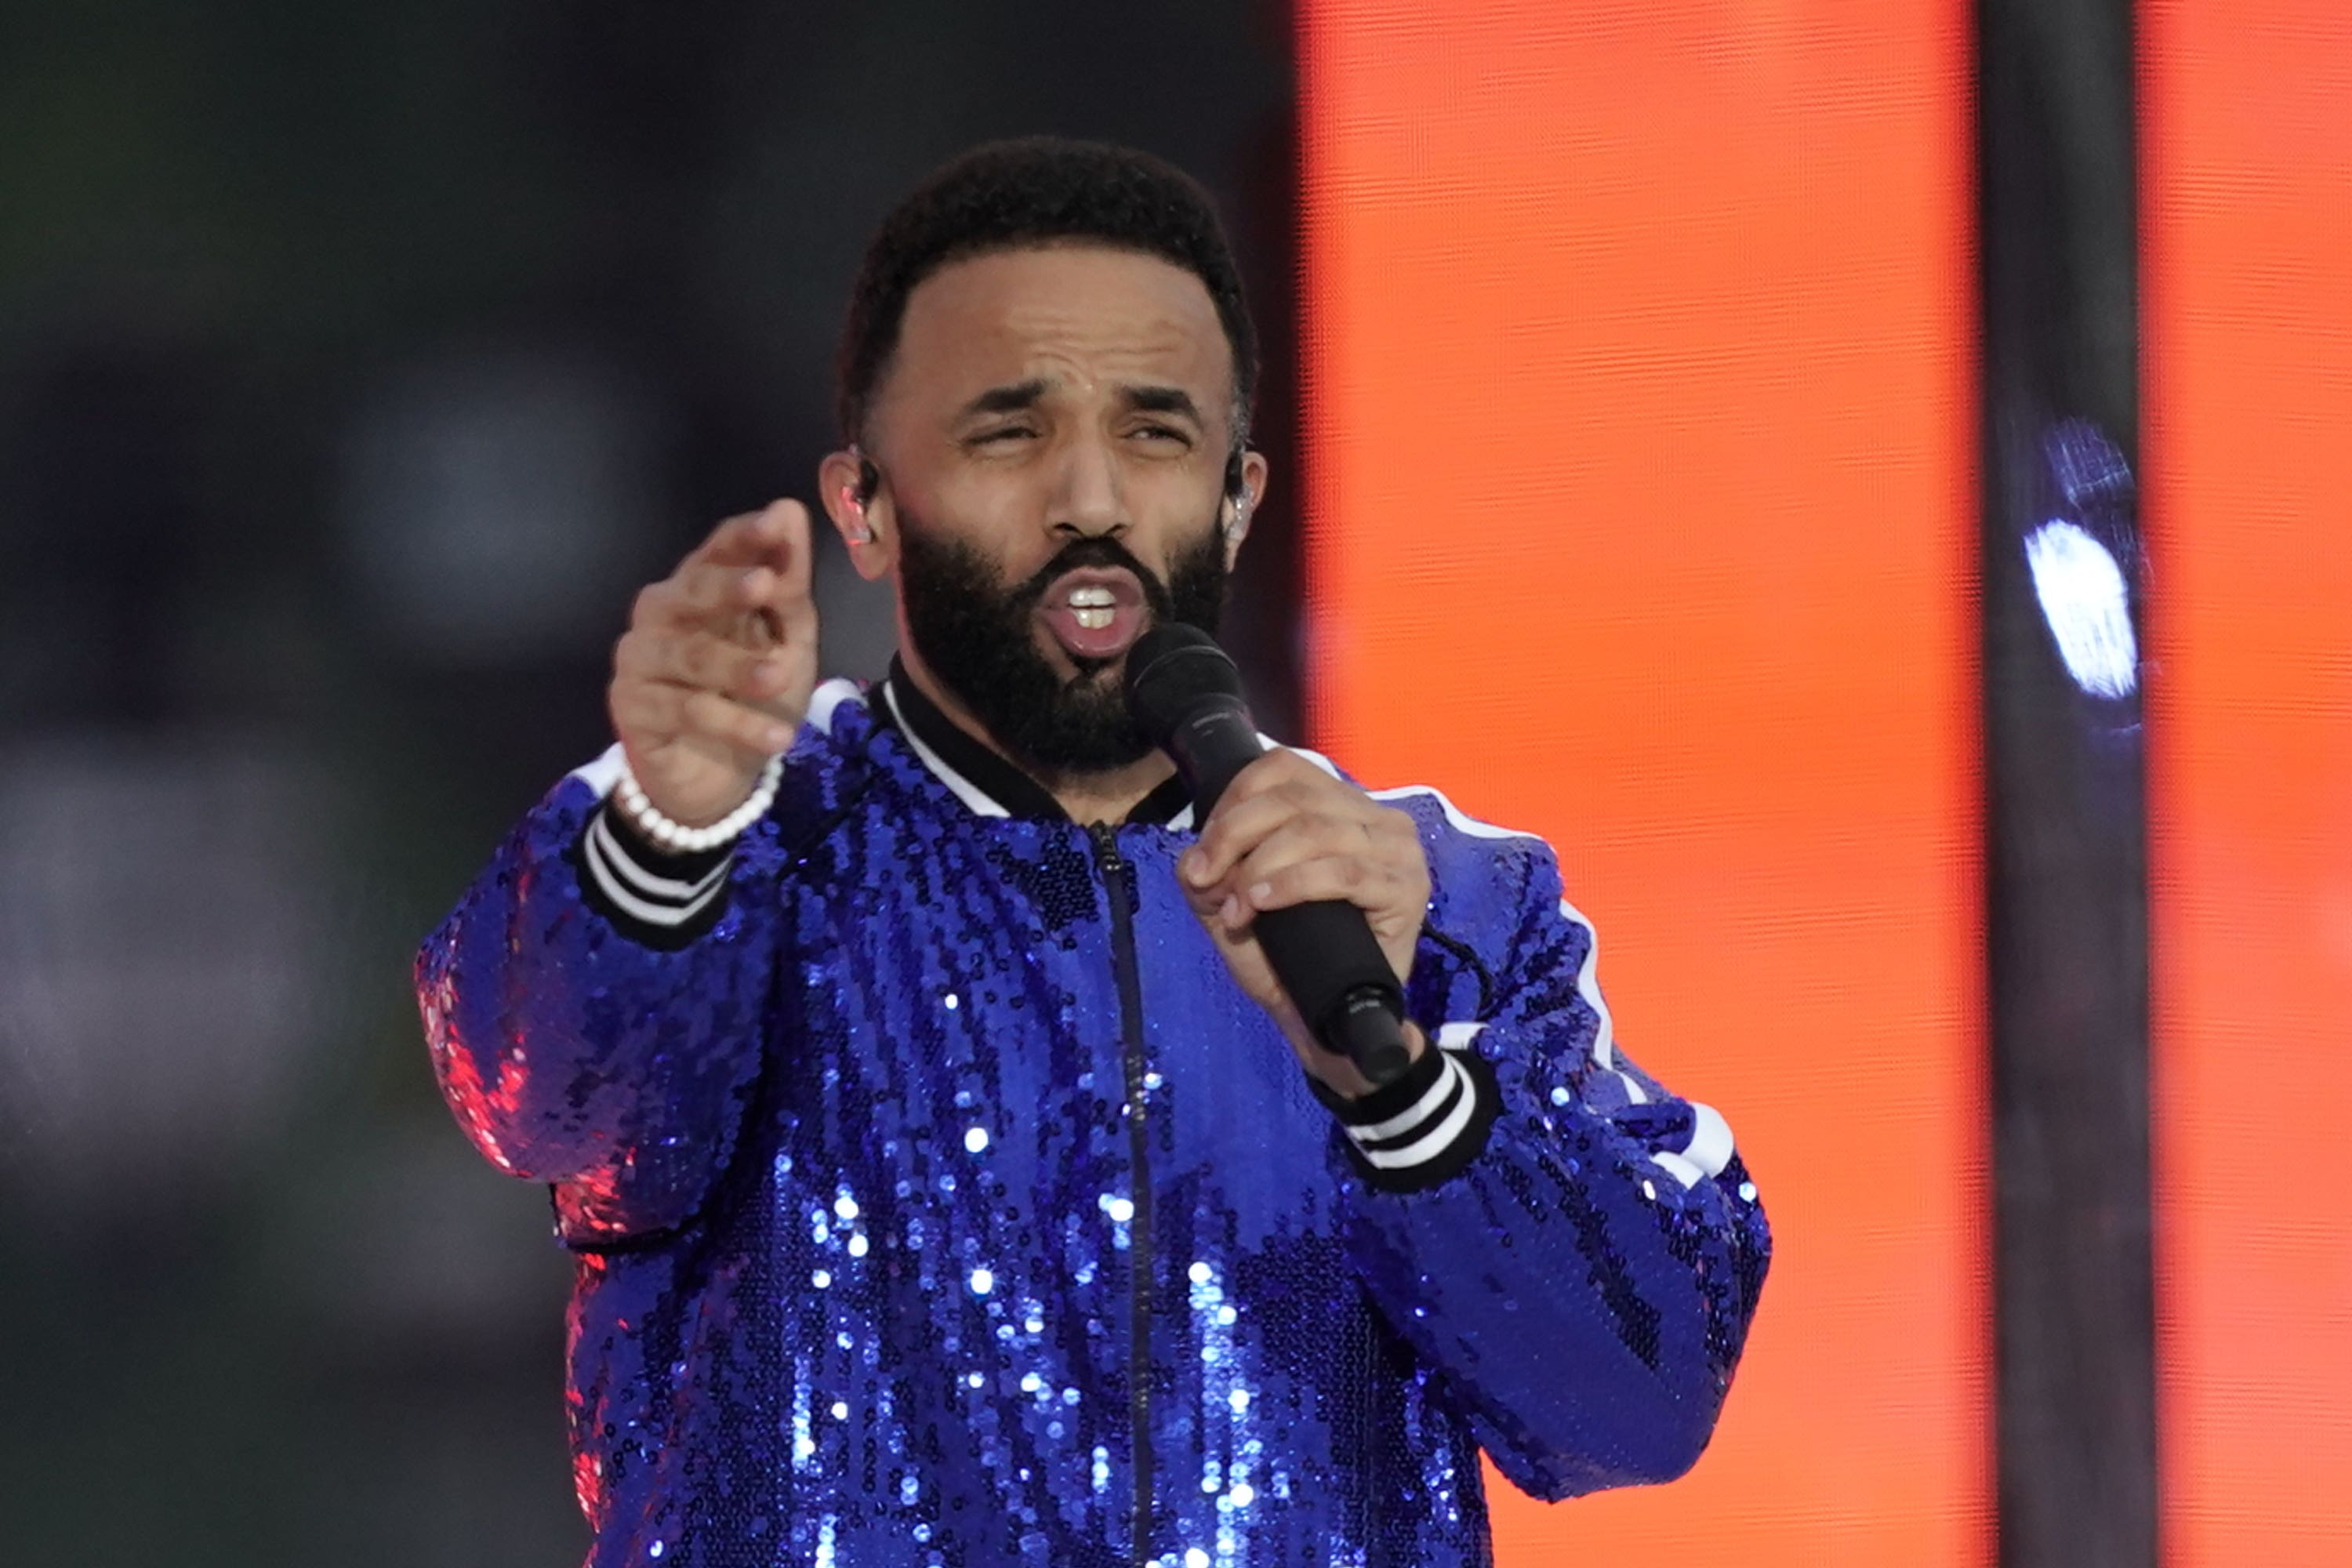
[612,750,786,854]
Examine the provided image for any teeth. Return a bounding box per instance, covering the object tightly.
[1072,607,1115,630]
[1066,586,1117,608]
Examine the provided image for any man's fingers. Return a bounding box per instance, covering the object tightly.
[1185,782,1333,887]
[1214,748,1328,805]
[1189,784,1408,894]
[1202,816,1381,908]
[697,500,815,604]
[664,553,799,622]
[764,498,815,599]
[608,676,686,744]
[610,680,796,753]
[1186,749,1397,877]
[768,578,819,650]
[1221,855,1399,927]
[647,503,813,637]
[618,628,799,702]
[678,687,797,754]
[664,559,775,622]
[1184,792,1283,887]
[698,499,803,569]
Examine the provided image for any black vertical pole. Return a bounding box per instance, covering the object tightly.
[1977,1,2157,1564]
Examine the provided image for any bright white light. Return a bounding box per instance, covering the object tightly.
[964,1127,989,1153]
[2025,521,2138,699]
[970,1267,993,1295]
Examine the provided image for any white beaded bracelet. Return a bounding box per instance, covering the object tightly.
[612,750,786,854]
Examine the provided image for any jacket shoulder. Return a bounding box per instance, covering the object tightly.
[1274,743,1559,964]
[1275,743,1552,882]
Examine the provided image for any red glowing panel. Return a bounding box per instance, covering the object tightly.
[1296,3,1987,1562]
[2143,4,2352,1563]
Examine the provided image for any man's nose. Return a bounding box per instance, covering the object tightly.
[1048,432,1127,539]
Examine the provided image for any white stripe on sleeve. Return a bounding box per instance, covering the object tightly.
[1358,1060,1482,1171]
[587,811,731,905]
[581,817,729,929]
[1682,1102,1736,1178]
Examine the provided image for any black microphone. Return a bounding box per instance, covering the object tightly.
[1124,624,1414,1089]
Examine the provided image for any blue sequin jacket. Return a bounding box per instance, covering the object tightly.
[416,666,1770,1567]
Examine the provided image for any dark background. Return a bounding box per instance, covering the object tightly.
[0,6,1293,1562]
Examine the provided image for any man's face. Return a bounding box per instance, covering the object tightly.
[855,245,1259,776]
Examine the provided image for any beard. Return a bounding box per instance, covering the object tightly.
[895,507,1230,778]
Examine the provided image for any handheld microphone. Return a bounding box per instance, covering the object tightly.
[1123,624,1414,1089]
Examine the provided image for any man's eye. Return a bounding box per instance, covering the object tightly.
[972,426,1036,445]
[1131,424,1189,444]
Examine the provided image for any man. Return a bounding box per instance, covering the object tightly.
[419,137,1769,1568]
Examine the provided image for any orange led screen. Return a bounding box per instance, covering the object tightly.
[1296,4,1987,1563]
[2143,5,2352,1563]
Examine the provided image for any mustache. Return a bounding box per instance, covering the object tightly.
[1006,536,1178,619]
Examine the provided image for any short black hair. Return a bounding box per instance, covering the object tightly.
[836,136,1258,455]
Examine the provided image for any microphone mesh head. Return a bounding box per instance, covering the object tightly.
[1123,623,1245,746]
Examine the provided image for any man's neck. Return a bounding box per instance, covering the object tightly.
[893,648,1178,827]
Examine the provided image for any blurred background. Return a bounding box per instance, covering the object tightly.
[0,5,1290,1563]
[3,2,2347,1566]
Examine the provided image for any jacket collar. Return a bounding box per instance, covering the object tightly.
[873,656,1193,828]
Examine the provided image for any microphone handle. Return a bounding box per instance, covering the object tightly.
[1250,905,1414,1087]
[1169,704,1414,1089]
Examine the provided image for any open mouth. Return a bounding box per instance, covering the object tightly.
[1036,568,1149,663]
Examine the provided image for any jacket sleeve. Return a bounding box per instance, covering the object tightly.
[1311,794,1772,1500]
[413,743,786,1243]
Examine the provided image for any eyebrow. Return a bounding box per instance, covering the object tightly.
[956,379,1051,419]
[1120,384,1205,423]
[952,379,1209,425]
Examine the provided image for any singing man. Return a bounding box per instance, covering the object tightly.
[417,136,1770,1568]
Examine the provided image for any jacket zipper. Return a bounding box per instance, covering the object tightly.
[1088,822,1154,1566]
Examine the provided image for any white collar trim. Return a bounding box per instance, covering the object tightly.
[880,679,1011,818]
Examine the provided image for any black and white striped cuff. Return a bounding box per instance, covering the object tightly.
[1310,1025,1500,1194]
[568,799,735,950]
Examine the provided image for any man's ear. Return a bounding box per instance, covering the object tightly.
[817,448,896,582]
[1221,448,1272,568]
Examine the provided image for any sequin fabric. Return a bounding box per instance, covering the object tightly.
[416,684,1772,1566]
